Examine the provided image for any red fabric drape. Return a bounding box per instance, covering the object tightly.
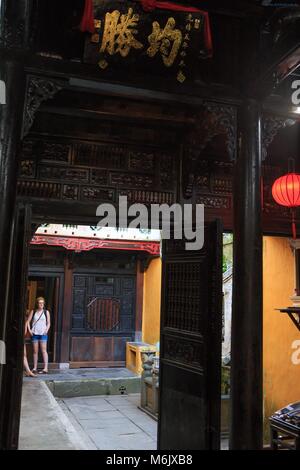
[80,0,95,33]
[141,0,213,57]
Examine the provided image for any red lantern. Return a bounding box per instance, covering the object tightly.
[272,173,300,239]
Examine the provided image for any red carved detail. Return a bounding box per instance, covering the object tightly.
[31,235,160,255]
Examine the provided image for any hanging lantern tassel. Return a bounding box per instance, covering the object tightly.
[272,172,300,240]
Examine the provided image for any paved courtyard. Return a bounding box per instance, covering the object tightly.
[20,378,228,450]
[19,380,84,450]
[58,394,157,450]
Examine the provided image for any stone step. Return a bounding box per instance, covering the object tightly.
[46,376,141,398]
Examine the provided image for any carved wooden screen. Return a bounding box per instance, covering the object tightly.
[158,220,223,450]
[87,297,120,332]
[18,135,177,209]
[72,274,136,334]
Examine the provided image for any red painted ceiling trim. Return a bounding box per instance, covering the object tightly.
[31,235,160,255]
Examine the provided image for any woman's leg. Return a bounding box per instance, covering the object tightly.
[40,341,48,372]
[24,345,35,377]
[23,345,30,372]
[32,340,39,371]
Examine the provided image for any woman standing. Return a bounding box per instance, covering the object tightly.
[24,311,36,377]
[27,297,51,374]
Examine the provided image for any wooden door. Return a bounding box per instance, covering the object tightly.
[70,273,136,365]
[158,219,223,450]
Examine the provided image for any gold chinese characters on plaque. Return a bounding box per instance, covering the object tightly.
[83,1,209,84]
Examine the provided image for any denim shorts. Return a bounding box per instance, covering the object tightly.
[32,334,48,343]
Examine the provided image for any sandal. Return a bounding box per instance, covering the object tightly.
[32,369,38,374]
[39,370,48,374]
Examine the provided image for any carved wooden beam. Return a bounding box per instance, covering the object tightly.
[182,103,237,199]
[22,76,66,137]
[253,8,300,97]
[262,115,297,161]
[204,103,237,161]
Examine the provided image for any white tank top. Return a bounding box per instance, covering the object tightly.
[32,310,47,335]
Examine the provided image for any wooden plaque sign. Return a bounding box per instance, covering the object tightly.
[84,0,212,84]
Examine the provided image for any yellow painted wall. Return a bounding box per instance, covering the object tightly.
[141,238,300,418]
[263,236,300,420]
[142,257,162,346]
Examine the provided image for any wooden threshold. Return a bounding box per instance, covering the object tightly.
[69,361,126,369]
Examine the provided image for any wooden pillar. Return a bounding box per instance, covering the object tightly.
[0,62,26,334]
[0,58,27,450]
[0,205,31,449]
[230,99,263,449]
[135,259,144,342]
[59,255,73,365]
[0,1,31,448]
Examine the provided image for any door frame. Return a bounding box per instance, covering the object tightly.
[28,267,65,363]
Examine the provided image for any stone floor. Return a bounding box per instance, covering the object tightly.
[23,368,140,398]
[20,372,228,450]
[58,393,158,450]
[19,380,85,450]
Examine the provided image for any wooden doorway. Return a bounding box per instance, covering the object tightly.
[27,273,63,364]
[158,220,223,450]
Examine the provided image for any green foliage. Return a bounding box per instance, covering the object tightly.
[221,365,230,395]
[223,233,233,273]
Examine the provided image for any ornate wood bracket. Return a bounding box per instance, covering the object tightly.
[22,76,66,137]
[262,116,297,161]
[182,103,237,199]
[203,103,237,162]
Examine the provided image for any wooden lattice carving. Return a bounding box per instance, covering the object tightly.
[86,297,120,332]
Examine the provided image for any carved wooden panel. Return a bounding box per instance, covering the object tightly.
[39,166,89,183]
[192,156,292,229]
[121,190,175,205]
[163,335,204,370]
[72,251,136,271]
[18,133,293,233]
[72,273,136,333]
[75,142,127,169]
[18,136,177,206]
[87,298,120,332]
[29,248,65,267]
[17,181,61,199]
[164,261,205,334]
